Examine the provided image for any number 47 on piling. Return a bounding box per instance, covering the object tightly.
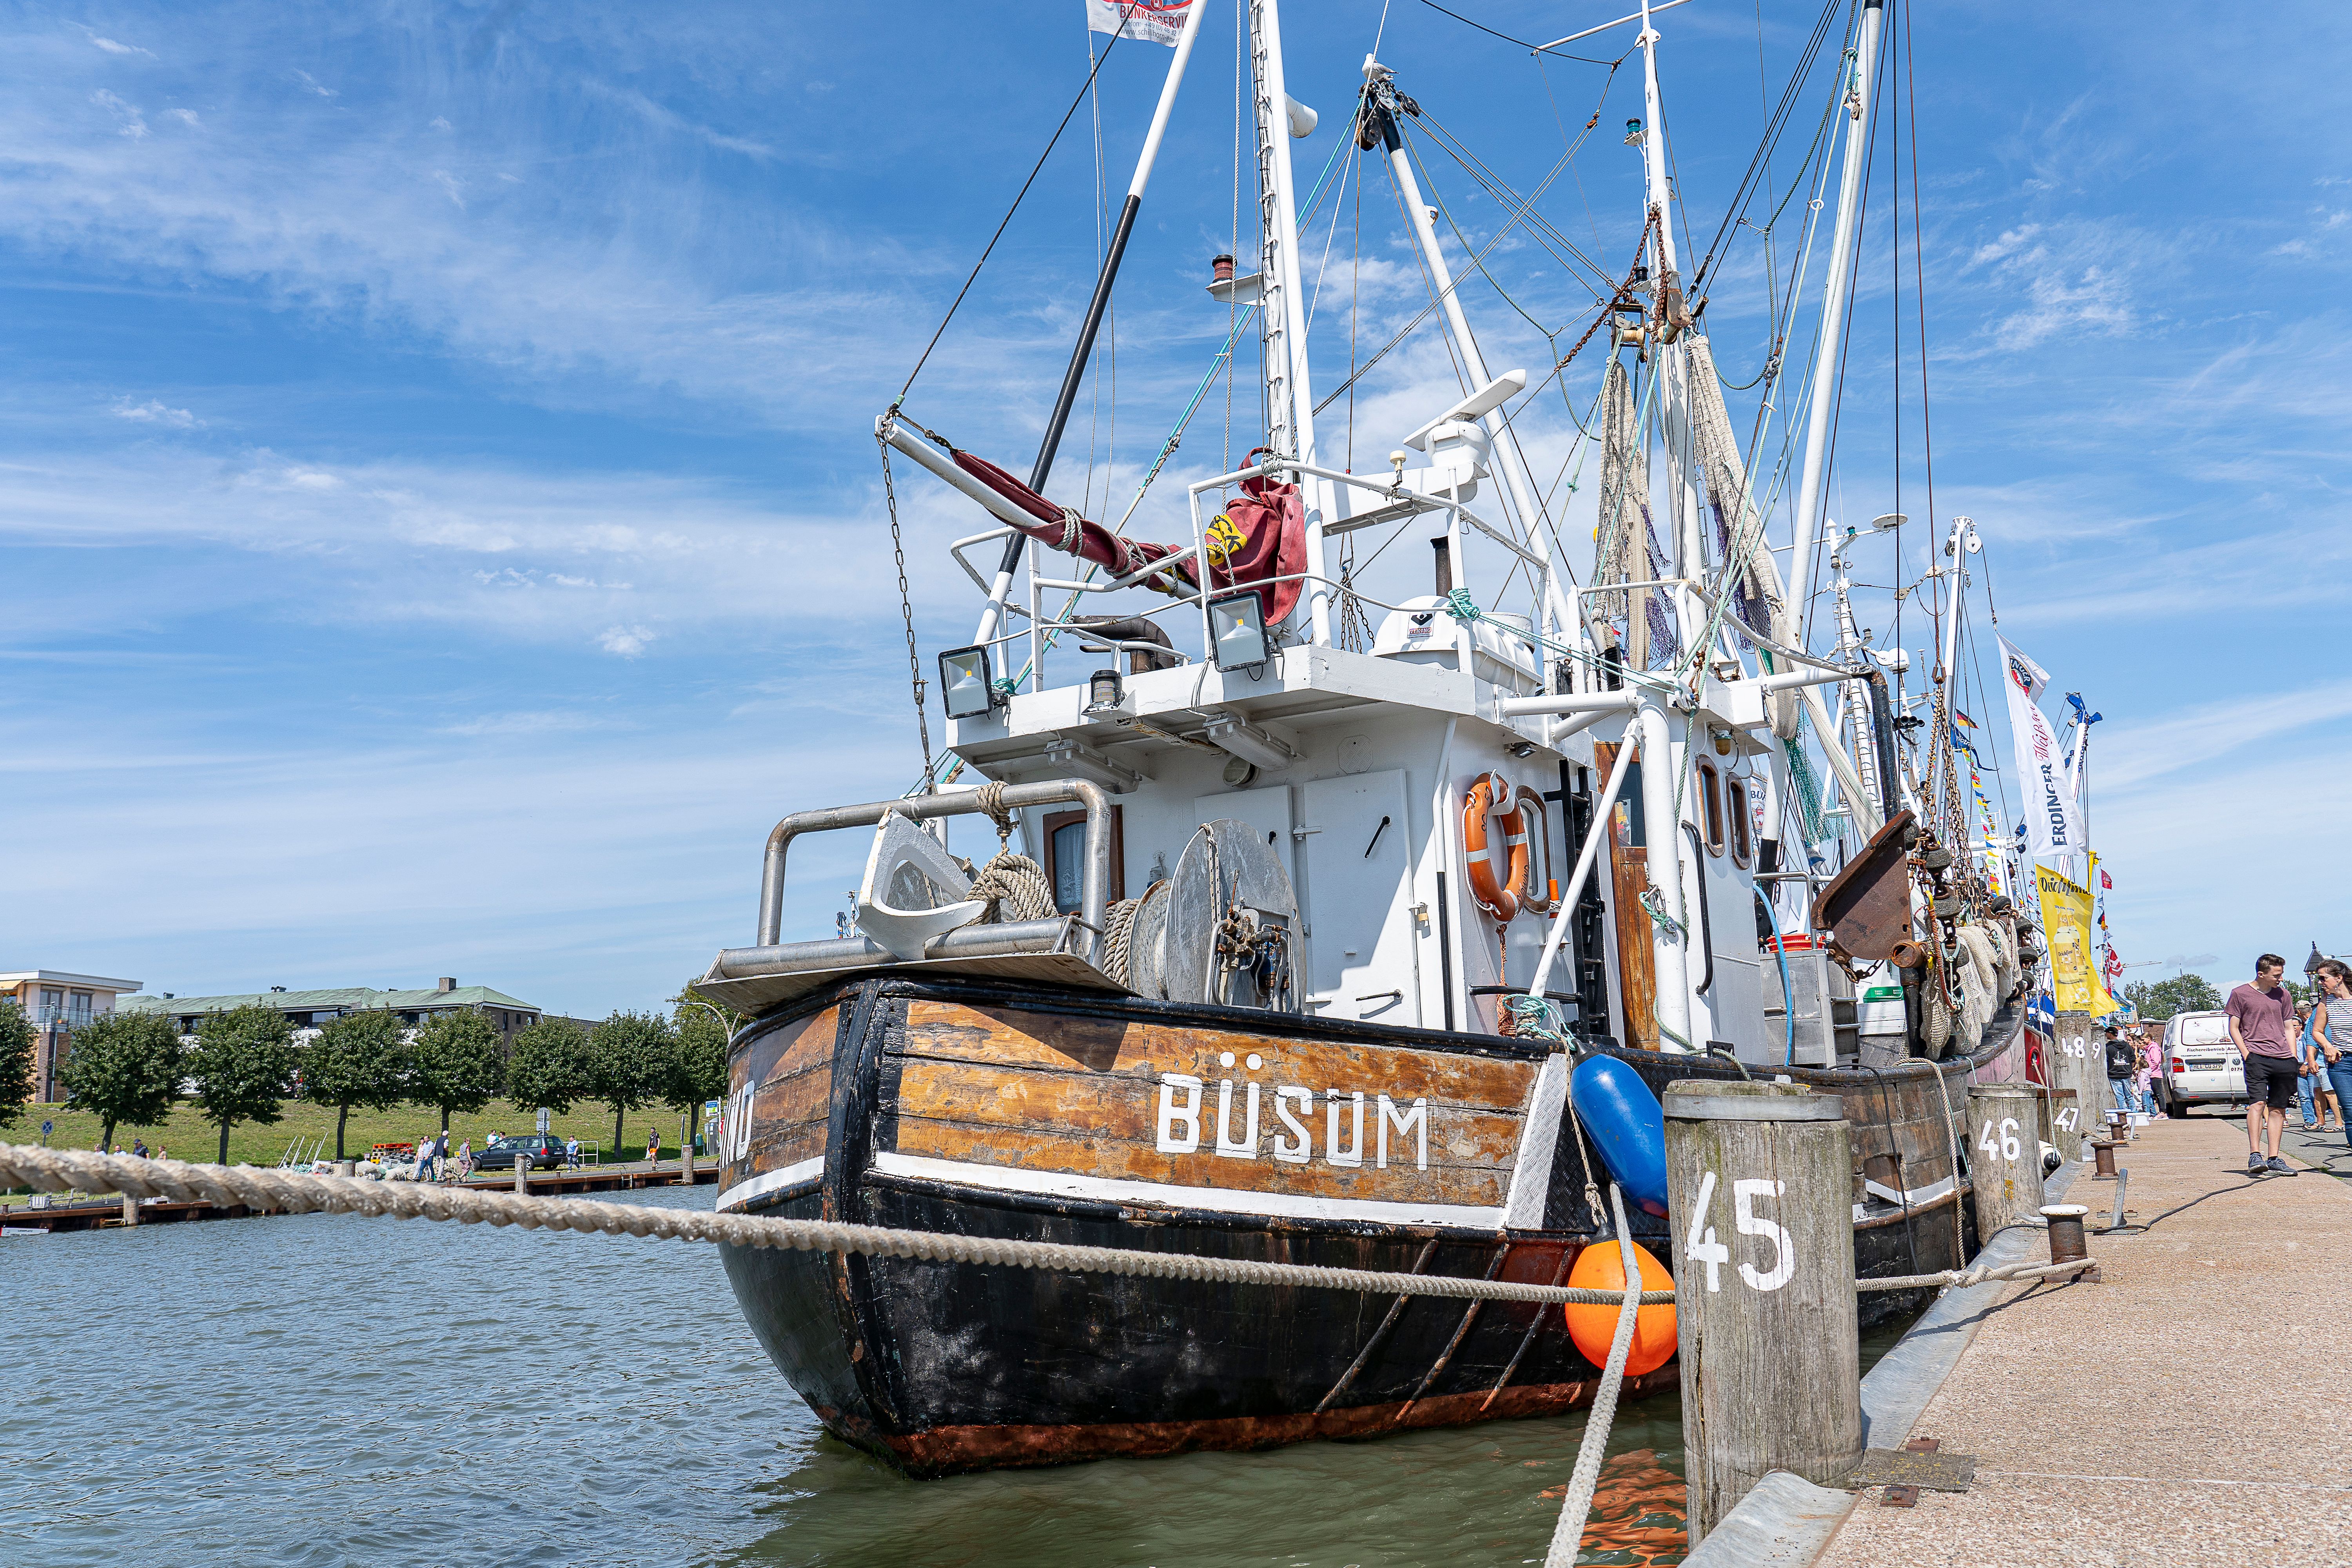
[1681,1170,1797,1294]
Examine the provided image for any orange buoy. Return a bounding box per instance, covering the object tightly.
[1564,1238,1677,1376]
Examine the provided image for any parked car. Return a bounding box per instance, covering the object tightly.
[2158,1010,2244,1116]
[471,1133,566,1172]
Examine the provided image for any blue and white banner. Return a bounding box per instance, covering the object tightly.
[1998,636,2083,859]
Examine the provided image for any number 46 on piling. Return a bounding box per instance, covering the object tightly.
[1681,1170,1797,1294]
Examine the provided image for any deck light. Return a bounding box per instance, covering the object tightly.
[1087,668,1125,711]
[1208,592,1272,673]
[939,645,998,720]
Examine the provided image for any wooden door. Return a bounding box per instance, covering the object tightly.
[1595,740,1658,1051]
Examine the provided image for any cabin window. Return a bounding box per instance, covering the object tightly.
[1697,760,1725,855]
[1728,778,1751,866]
[1041,806,1126,916]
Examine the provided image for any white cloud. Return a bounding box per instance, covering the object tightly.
[430,169,465,209]
[165,107,200,127]
[577,79,778,162]
[429,115,451,131]
[93,36,154,58]
[91,89,147,139]
[437,710,618,737]
[110,397,201,428]
[597,624,655,656]
[292,69,337,98]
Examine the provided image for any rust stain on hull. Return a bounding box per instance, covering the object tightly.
[872,1367,1681,1476]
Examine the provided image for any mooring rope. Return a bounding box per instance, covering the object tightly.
[0,1145,1670,1308]
[1544,1184,1643,1567]
[2,1145,2092,1303]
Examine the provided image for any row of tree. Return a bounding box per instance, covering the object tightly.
[0,987,733,1166]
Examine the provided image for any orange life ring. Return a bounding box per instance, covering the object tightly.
[1463,773,1528,924]
[1514,785,1559,915]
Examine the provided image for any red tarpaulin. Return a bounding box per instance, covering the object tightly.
[953,449,1307,625]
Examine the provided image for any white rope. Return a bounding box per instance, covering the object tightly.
[2,1143,2092,1302]
[0,1144,1670,1308]
[1544,1183,1642,1567]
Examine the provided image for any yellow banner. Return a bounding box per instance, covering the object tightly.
[2035,863,2119,1017]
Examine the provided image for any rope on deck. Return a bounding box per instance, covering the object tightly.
[1856,1256,2097,1292]
[0,1144,1671,1308]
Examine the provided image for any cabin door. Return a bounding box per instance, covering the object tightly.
[1299,770,1418,1025]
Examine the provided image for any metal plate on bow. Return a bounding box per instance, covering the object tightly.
[857,812,987,962]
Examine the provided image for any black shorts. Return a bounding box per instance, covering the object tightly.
[2243,1053,2299,1111]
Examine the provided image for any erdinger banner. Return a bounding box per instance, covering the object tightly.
[1086,0,1194,45]
[1998,636,2083,858]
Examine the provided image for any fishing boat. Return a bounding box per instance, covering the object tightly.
[697,0,2041,1477]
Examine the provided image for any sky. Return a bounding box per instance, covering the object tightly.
[4,0,2347,1015]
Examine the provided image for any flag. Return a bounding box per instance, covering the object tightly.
[1086,0,1195,45]
[1999,637,2084,859]
[2037,863,2120,1017]
[1953,708,1978,730]
[2099,868,2112,890]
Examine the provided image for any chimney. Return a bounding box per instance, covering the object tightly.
[1431,537,1454,597]
[437,977,457,993]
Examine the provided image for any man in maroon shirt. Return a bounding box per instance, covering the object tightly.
[2227,953,2299,1176]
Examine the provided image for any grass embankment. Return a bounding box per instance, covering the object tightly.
[2,1098,702,1200]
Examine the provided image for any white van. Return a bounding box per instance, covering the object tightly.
[2159,1010,2245,1116]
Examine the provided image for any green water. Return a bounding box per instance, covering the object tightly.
[2,1188,1910,1567]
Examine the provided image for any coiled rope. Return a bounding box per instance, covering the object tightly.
[966,781,1056,922]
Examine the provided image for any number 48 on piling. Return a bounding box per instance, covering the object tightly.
[1680,1169,1797,1294]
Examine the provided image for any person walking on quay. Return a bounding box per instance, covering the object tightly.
[456,1137,474,1180]
[646,1128,661,1168]
[2314,959,2352,1149]
[564,1135,581,1169]
[2132,1029,2160,1116]
[2228,954,2301,1176]
[2105,1025,2139,1116]
[2292,1003,2321,1129]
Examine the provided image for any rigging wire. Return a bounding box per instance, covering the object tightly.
[896,28,1125,401]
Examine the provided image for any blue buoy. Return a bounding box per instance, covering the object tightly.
[1571,1055,1670,1216]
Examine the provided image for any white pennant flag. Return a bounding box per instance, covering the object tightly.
[1998,637,2083,859]
[1085,0,1195,47]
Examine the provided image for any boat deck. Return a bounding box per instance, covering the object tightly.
[1809,1114,2352,1566]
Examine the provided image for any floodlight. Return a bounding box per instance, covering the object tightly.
[1208,593,1272,673]
[938,645,998,720]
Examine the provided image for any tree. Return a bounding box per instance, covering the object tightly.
[664,983,736,1170]
[584,1009,674,1160]
[0,1003,34,1131]
[408,1009,505,1135]
[189,1005,299,1165]
[58,1011,185,1151]
[2123,973,2223,1023]
[303,1009,412,1161]
[508,1017,593,1116]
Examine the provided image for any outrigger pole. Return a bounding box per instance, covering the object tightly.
[972,10,1207,651]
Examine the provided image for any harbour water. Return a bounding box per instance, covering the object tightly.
[1,1186,1710,1567]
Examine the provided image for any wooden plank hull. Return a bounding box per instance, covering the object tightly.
[715,976,2021,1476]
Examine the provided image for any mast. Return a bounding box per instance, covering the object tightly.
[1632,0,1697,1054]
[1784,0,1886,650]
[1249,0,1334,645]
[972,12,1207,650]
[1361,66,1578,647]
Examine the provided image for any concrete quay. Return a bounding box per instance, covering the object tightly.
[1806,1114,2352,1567]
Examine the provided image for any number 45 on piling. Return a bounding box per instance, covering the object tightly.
[1681,1170,1796,1294]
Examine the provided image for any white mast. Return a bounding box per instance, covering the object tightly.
[1631,0,1696,1053]
[1785,0,1886,651]
[1249,0,1333,645]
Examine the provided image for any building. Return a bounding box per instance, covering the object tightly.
[0,970,144,1103]
[116,977,543,1046]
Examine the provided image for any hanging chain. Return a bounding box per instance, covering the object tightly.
[878,414,937,792]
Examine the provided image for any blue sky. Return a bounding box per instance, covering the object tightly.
[4,1,2345,1015]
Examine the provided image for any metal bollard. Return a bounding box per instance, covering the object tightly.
[2042,1203,2089,1263]
[2090,1140,2118,1180]
[1965,1083,2045,1239]
[1665,1080,1862,1542]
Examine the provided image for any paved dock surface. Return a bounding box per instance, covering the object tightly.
[1813,1114,2352,1567]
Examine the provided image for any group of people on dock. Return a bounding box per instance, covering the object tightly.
[2226,953,2350,1175]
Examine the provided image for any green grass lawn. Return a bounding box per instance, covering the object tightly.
[2,1097,708,1196]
